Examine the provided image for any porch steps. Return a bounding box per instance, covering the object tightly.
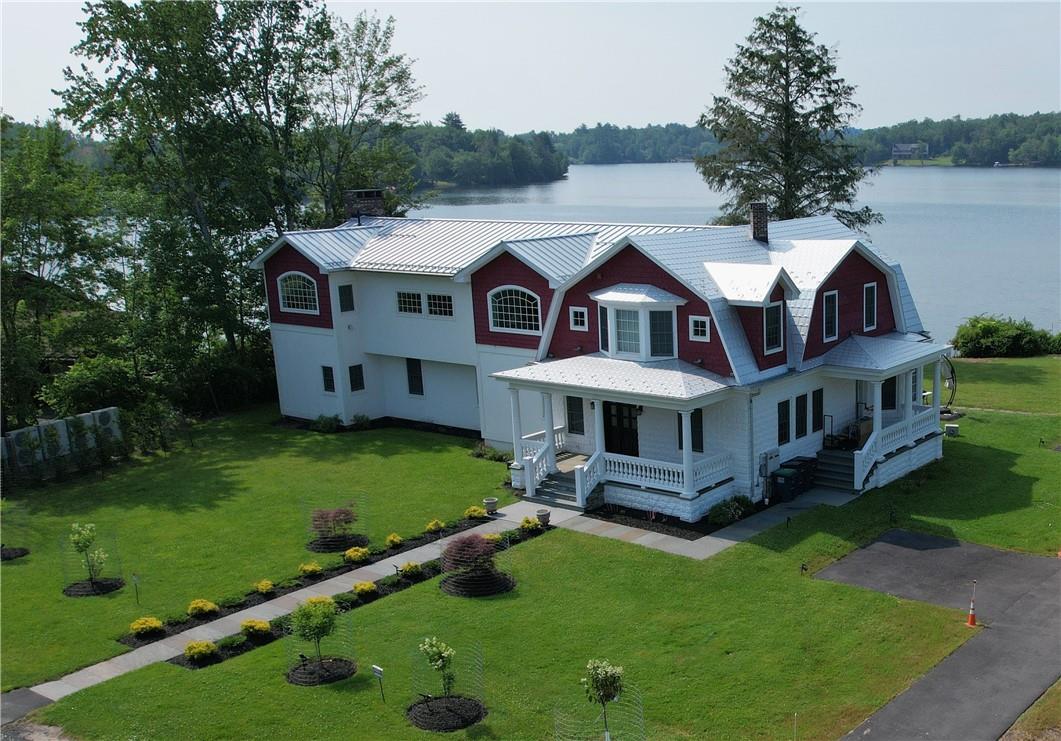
[814,449,856,492]
[524,472,599,512]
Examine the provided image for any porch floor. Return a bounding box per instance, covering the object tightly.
[555,452,588,474]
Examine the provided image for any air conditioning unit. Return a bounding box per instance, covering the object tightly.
[8,426,43,469]
[38,419,71,459]
[759,448,782,478]
[92,407,123,442]
[64,413,97,450]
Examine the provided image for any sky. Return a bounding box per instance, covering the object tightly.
[2,1,1058,133]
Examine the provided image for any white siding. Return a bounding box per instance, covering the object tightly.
[750,371,855,499]
[373,355,480,430]
[476,347,545,447]
[865,435,943,490]
[270,324,344,421]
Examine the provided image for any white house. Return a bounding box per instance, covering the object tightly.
[250,193,950,522]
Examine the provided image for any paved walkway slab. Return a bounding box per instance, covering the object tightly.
[819,529,1061,741]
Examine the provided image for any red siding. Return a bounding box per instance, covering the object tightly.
[471,251,553,350]
[803,251,896,359]
[737,284,787,371]
[548,246,733,376]
[264,244,333,329]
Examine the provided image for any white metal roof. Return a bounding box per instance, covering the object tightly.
[702,262,795,305]
[817,333,950,374]
[248,227,378,270]
[337,217,712,276]
[589,283,687,305]
[493,353,733,403]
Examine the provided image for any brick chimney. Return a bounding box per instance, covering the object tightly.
[343,189,387,223]
[749,201,769,243]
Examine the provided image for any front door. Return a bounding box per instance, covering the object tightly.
[603,402,639,456]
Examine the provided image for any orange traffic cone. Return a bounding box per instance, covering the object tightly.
[965,579,977,628]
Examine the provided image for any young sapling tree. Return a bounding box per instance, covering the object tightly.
[419,636,456,696]
[69,522,107,583]
[291,599,338,666]
[581,658,624,740]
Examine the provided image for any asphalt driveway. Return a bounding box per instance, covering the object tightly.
[818,529,1060,741]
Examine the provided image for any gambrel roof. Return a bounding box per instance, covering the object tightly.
[250,212,930,386]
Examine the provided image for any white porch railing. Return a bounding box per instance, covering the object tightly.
[693,452,733,490]
[854,407,939,490]
[572,450,734,504]
[521,425,566,455]
[524,446,550,498]
[573,451,605,507]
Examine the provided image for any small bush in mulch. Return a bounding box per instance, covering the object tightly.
[406,696,487,732]
[439,534,515,598]
[167,627,282,670]
[0,546,29,561]
[63,577,124,597]
[584,499,770,541]
[286,656,357,686]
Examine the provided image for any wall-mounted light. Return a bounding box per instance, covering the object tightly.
[589,401,596,409]
[694,358,703,365]
[575,345,582,353]
[635,406,644,416]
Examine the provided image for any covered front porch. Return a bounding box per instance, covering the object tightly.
[494,354,740,518]
[817,334,953,491]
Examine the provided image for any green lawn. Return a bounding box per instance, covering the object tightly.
[37,524,970,740]
[0,405,513,690]
[1002,679,1061,740]
[32,398,1061,739]
[947,356,1061,414]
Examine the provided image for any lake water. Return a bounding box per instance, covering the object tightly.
[410,163,1061,343]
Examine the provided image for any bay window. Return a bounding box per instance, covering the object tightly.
[590,285,684,362]
[615,309,640,353]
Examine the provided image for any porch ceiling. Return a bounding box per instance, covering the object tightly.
[818,333,952,379]
[492,353,735,408]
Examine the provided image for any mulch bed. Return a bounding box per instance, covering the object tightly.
[439,568,515,598]
[306,533,370,553]
[584,501,774,541]
[1,546,30,561]
[286,656,357,686]
[63,577,124,597]
[166,629,281,670]
[407,696,487,732]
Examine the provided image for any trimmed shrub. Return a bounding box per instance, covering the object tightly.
[732,495,756,518]
[183,640,218,662]
[354,580,377,596]
[385,532,403,548]
[343,546,371,564]
[350,414,371,430]
[129,616,164,636]
[240,619,272,638]
[707,498,745,527]
[187,599,219,618]
[333,593,359,611]
[463,505,488,520]
[306,595,335,607]
[298,561,323,577]
[253,579,274,595]
[519,516,543,532]
[483,533,503,543]
[953,315,1058,357]
[308,414,341,433]
[424,519,446,533]
[399,561,422,578]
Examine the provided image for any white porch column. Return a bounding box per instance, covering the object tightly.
[871,380,884,462]
[932,359,942,413]
[542,392,556,471]
[509,388,523,461]
[902,371,914,419]
[593,399,605,454]
[680,410,695,498]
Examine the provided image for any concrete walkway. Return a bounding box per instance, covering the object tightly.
[557,487,859,559]
[0,501,576,725]
[818,529,1061,741]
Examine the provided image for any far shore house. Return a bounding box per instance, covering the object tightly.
[250,192,950,522]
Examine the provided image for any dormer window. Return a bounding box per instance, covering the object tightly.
[488,286,541,334]
[590,284,685,361]
[278,272,319,314]
[764,300,784,355]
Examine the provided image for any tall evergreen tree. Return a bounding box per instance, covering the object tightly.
[695,5,881,230]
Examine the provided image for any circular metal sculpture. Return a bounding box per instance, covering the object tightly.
[439,533,515,598]
[407,639,486,732]
[554,684,646,741]
[304,494,368,553]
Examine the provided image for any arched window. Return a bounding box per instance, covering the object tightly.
[488,286,541,334]
[277,272,319,314]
